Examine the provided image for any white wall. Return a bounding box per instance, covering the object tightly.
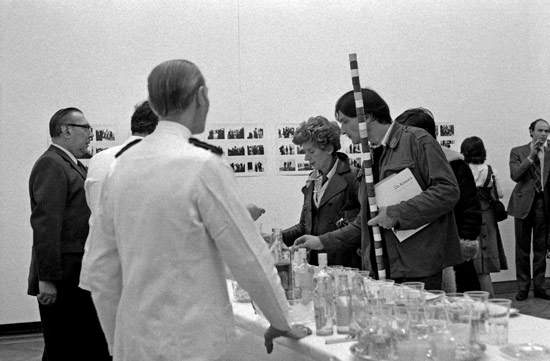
[1,0,549,324]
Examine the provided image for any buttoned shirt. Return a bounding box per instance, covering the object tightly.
[84,121,290,361]
[538,141,547,188]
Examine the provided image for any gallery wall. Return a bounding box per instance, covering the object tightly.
[1,0,549,324]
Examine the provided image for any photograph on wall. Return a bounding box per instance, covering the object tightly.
[247,159,266,173]
[227,126,245,140]
[439,124,455,137]
[277,125,296,139]
[227,144,246,157]
[207,127,226,140]
[247,144,265,156]
[278,143,296,156]
[245,126,264,139]
[229,161,246,173]
[279,159,296,172]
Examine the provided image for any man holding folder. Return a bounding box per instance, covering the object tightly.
[296,88,461,289]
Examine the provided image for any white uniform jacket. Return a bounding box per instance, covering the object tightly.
[85,121,290,361]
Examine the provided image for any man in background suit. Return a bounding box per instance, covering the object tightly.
[508,118,550,301]
[28,107,110,360]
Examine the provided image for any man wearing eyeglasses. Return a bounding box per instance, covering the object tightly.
[28,108,110,361]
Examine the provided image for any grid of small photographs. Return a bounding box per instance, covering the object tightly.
[204,125,267,177]
[436,122,456,150]
[276,124,312,175]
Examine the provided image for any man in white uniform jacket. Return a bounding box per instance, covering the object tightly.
[85,59,308,361]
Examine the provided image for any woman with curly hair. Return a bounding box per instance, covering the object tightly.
[282,116,361,267]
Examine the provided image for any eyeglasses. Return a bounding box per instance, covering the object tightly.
[66,123,93,132]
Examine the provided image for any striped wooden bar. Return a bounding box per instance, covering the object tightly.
[348,53,386,280]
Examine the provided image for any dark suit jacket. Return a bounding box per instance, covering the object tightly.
[28,145,90,295]
[282,153,361,266]
[507,143,550,219]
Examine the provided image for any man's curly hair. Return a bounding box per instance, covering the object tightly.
[292,116,341,153]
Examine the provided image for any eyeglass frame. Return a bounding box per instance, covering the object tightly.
[65,123,93,133]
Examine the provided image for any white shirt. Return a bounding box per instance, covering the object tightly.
[313,158,339,207]
[84,121,290,361]
[538,141,547,188]
[51,142,77,164]
[79,135,143,291]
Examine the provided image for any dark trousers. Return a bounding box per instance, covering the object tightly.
[454,260,481,292]
[393,271,443,291]
[515,195,547,292]
[38,286,111,361]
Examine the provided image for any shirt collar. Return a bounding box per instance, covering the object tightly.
[380,121,395,147]
[156,120,192,140]
[51,143,77,164]
[325,157,339,180]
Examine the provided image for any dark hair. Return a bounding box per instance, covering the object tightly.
[49,107,83,137]
[529,118,549,133]
[334,88,392,124]
[395,108,436,138]
[147,59,205,117]
[131,101,158,135]
[460,136,487,164]
[292,116,341,153]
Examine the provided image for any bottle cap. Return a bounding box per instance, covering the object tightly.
[318,253,328,267]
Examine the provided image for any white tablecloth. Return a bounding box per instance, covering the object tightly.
[228,299,550,361]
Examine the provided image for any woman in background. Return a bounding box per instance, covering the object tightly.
[282,116,361,267]
[461,136,508,296]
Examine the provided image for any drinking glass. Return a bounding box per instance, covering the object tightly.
[402,282,425,306]
[486,298,512,345]
[446,294,473,350]
[464,291,489,344]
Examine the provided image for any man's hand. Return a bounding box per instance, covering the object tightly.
[246,203,266,221]
[293,235,323,250]
[460,239,479,261]
[37,280,57,305]
[264,324,311,354]
[367,207,396,229]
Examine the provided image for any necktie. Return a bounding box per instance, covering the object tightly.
[533,156,542,193]
[321,174,329,186]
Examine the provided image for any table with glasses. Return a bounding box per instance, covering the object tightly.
[226,276,550,361]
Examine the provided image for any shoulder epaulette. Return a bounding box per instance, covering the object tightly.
[115,138,143,158]
[189,137,223,156]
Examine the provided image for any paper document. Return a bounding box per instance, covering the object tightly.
[374,168,428,242]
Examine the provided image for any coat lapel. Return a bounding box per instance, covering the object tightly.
[318,160,349,208]
[301,182,314,233]
[48,145,87,179]
[544,145,550,187]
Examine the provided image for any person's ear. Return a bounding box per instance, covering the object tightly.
[196,85,209,107]
[61,125,72,138]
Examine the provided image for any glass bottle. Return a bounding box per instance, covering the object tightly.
[335,273,352,334]
[313,253,334,336]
